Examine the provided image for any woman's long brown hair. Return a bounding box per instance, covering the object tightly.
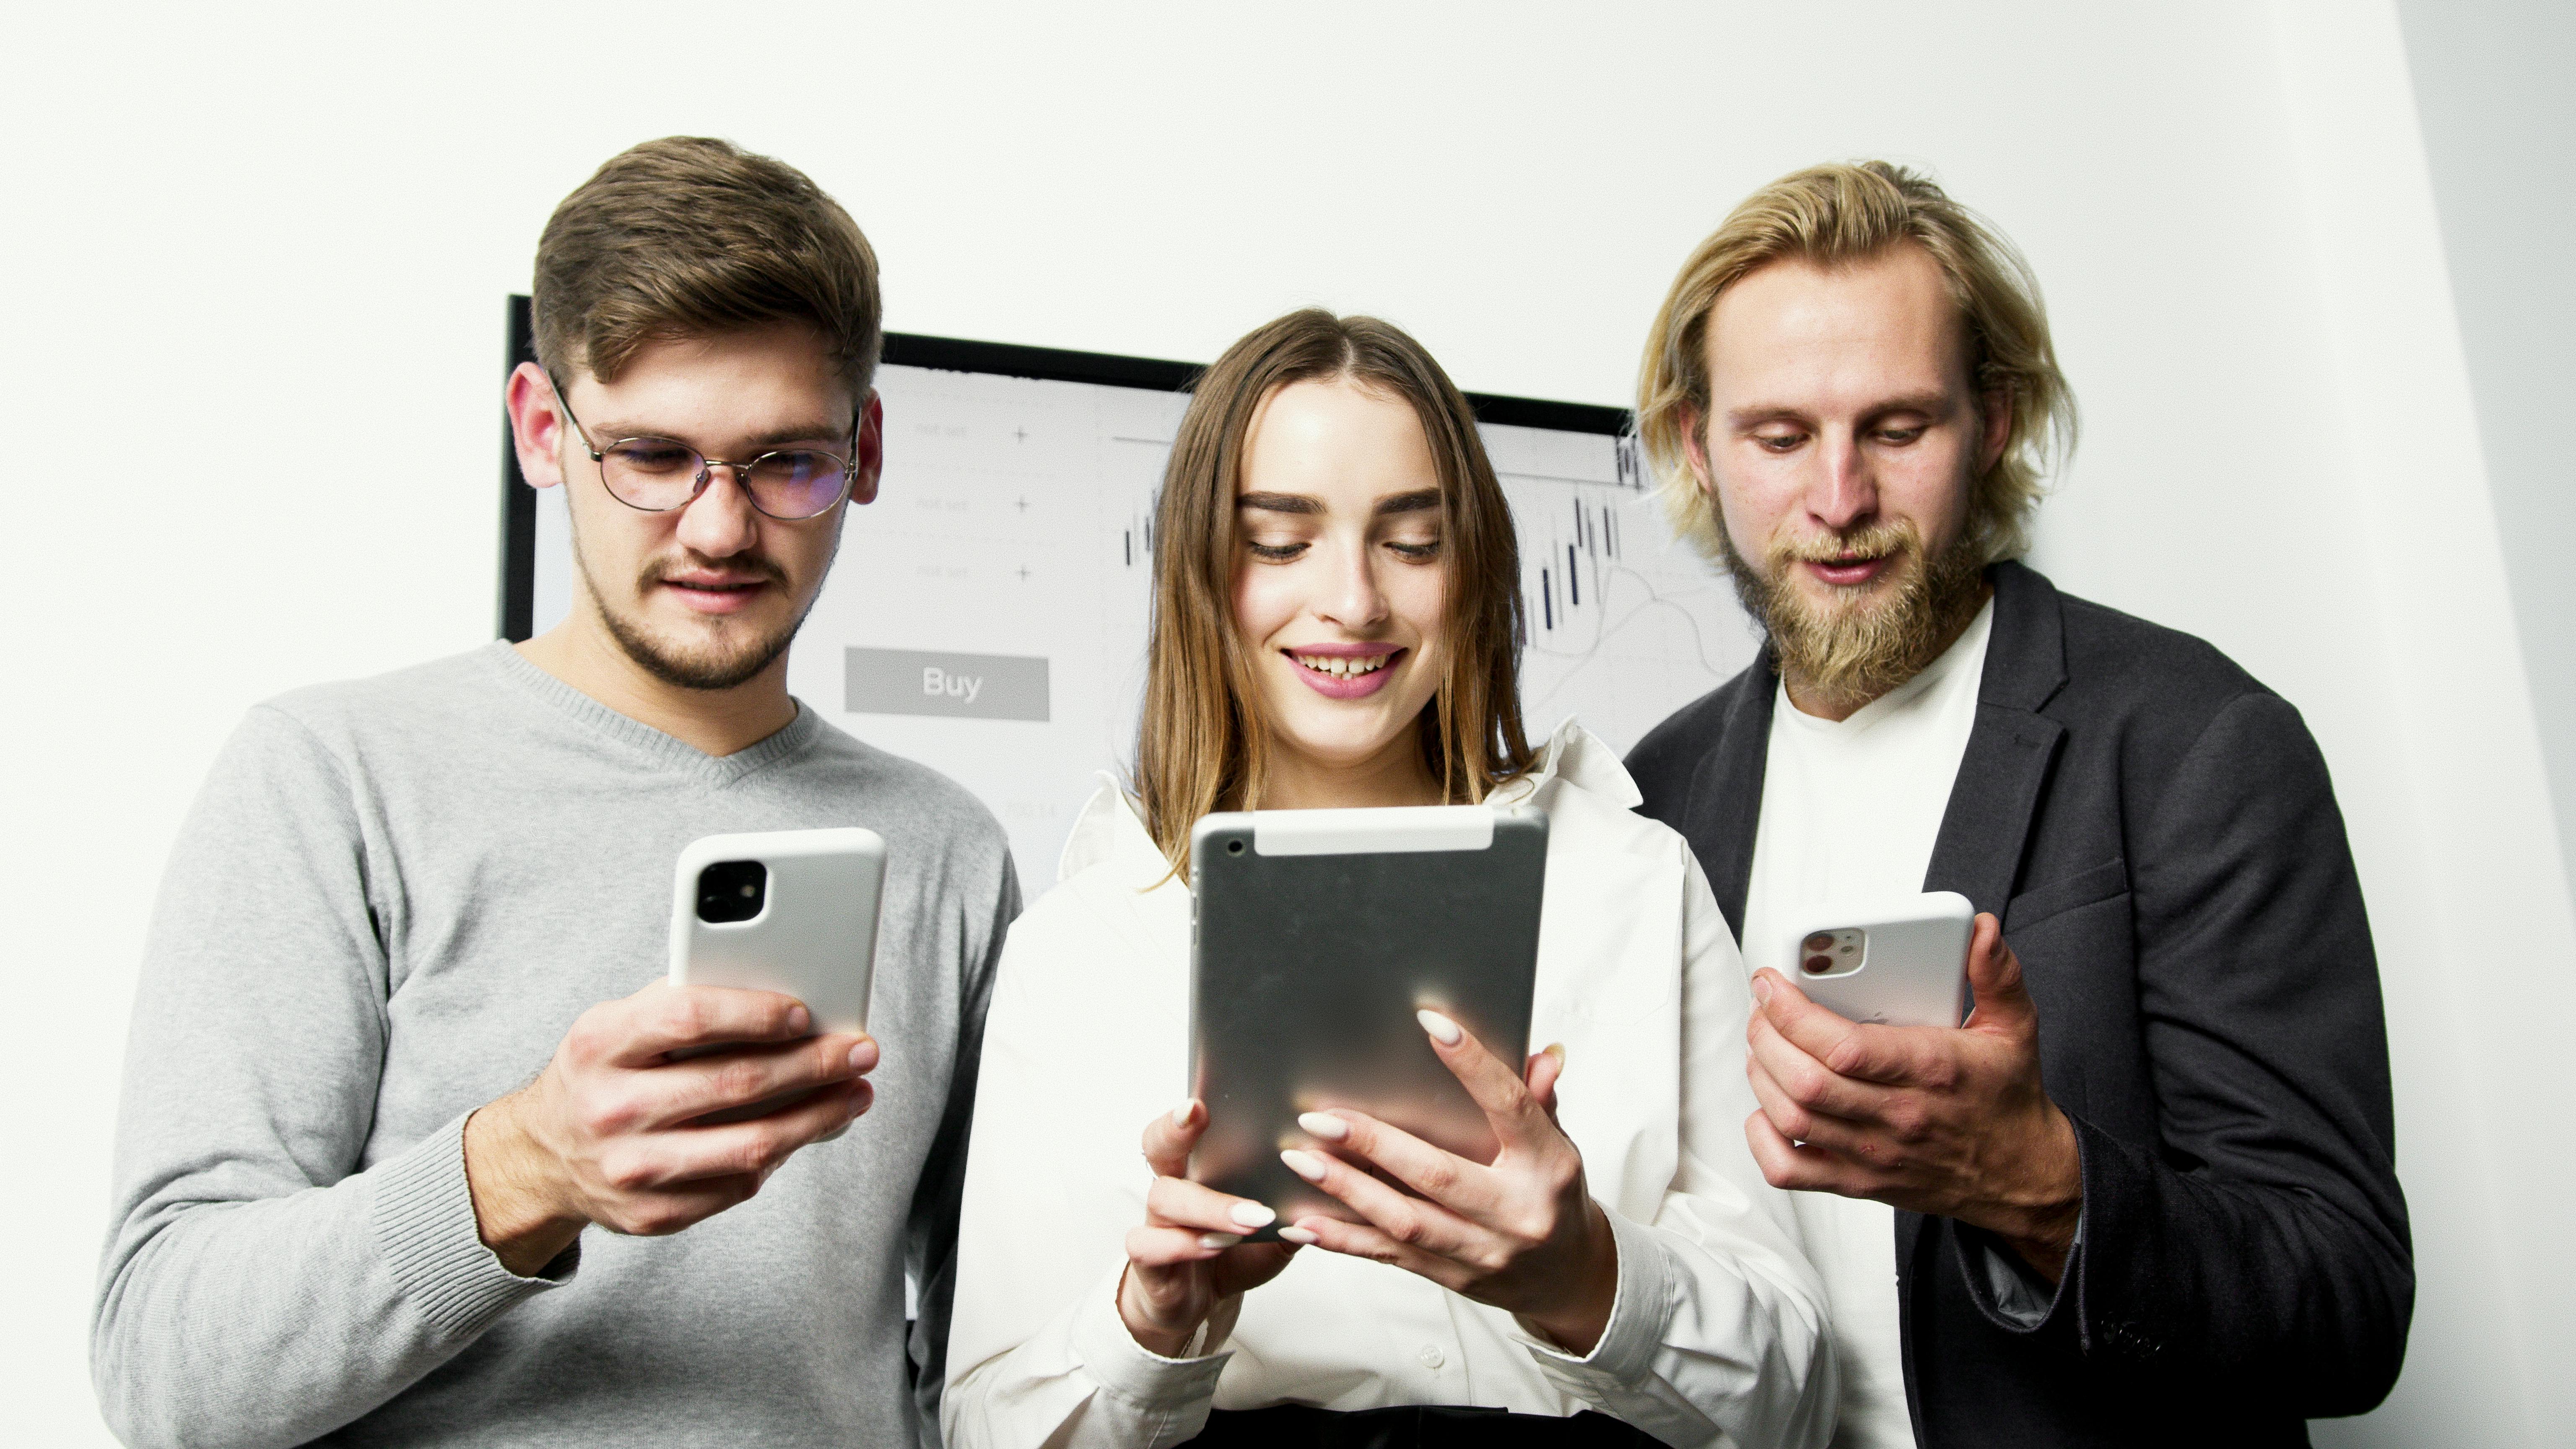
[1135,309,1536,872]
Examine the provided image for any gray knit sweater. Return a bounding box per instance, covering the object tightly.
[93,642,1017,1448]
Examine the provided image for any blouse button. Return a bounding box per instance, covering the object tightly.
[1418,1345,1446,1370]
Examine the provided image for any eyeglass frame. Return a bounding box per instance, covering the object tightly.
[546,372,866,522]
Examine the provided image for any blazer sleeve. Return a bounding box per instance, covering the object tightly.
[1975,691,2411,1413]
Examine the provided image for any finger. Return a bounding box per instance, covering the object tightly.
[604,1176,763,1237]
[1744,1008,1893,1122]
[1417,1011,1551,1150]
[1279,1146,1481,1263]
[649,1031,874,1127]
[1961,914,2036,1036]
[1742,1108,1890,1197]
[608,983,818,1065]
[1298,1110,1497,1218]
[1753,971,1942,1087]
[1283,1212,1469,1292]
[637,1077,871,1186]
[1146,1174,1280,1236]
[1141,1099,1205,1181]
[1525,1044,1566,1116]
[1125,1222,1236,1268]
[1745,1053,1879,1156]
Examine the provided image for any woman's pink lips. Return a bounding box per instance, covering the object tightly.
[1285,646,1402,700]
[1805,555,1890,588]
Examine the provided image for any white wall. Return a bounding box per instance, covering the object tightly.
[4,2,2563,1442]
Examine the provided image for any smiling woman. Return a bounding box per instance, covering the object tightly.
[942,310,1838,1449]
[1136,310,1535,857]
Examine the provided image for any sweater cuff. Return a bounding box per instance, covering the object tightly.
[1517,1204,1670,1387]
[370,1111,574,1339]
[1069,1260,1230,1435]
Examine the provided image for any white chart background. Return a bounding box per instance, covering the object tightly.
[533,360,1761,880]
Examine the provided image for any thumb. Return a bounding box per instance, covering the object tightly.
[1524,1044,1566,1117]
[1961,913,2037,1036]
[1142,1098,1205,1179]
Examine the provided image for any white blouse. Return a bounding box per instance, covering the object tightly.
[943,721,1836,1449]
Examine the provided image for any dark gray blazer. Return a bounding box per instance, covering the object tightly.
[1626,561,2411,1448]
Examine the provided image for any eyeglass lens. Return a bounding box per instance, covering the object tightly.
[600,439,850,519]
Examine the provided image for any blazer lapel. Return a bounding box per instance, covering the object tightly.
[1904,561,2070,1267]
[1682,646,1779,942]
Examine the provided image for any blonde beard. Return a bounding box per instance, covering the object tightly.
[1716,518,1988,713]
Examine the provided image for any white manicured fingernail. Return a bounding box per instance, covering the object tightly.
[1417,1010,1462,1046]
[1277,1226,1319,1246]
[1197,1231,1241,1249]
[1171,1099,1196,1127]
[1229,1200,1276,1229]
[1297,1112,1349,1141]
[1280,1149,1328,1182]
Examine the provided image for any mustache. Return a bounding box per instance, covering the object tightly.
[639,551,789,588]
[1767,519,1918,568]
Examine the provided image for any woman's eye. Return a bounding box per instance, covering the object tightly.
[1386,538,1443,561]
[1245,540,1307,562]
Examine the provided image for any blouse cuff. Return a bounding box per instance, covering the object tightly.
[1069,1260,1232,1423]
[1515,1205,1671,1386]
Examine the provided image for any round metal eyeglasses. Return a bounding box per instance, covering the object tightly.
[549,374,861,521]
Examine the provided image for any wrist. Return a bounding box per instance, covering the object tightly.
[463,1093,585,1277]
[1115,1266,1202,1359]
[1523,1201,1620,1356]
[1995,1108,2083,1283]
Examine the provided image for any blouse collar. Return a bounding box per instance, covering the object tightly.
[1056,716,1639,888]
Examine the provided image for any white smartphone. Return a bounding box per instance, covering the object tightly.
[1785,891,1975,1028]
[669,824,886,1038]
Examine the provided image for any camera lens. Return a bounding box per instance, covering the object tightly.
[1802,955,1834,974]
[696,860,768,924]
[1802,932,1835,954]
[1226,839,1246,855]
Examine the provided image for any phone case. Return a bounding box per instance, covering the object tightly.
[667,827,886,1035]
[1786,891,1975,1028]
[1187,804,1548,1237]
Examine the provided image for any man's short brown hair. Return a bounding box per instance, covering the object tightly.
[532,136,882,398]
[1636,160,2074,567]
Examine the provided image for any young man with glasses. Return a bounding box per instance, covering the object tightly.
[93,138,1017,1449]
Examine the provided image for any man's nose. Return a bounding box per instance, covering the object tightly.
[1808,429,1878,532]
[674,464,761,557]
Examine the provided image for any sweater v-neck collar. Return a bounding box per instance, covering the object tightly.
[478,641,822,789]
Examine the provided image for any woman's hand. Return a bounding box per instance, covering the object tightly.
[1277,1012,1620,1354]
[1117,1099,1301,1358]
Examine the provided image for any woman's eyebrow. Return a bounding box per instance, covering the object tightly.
[1373,489,1441,517]
[1236,492,1323,514]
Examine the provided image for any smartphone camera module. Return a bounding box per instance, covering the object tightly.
[1800,928,1867,977]
[696,860,768,924]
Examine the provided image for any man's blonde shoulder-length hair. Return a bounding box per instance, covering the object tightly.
[1135,309,1537,872]
[1636,160,2076,566]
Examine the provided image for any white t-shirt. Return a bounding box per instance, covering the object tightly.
[1738,599,1994,1449]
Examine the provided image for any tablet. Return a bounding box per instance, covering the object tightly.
[1187,803,1549,1234]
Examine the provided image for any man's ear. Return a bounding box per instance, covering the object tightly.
[1677,404,1716,495]
[847,392,885,506]
[505,361,570,491]
[1977,387,2013,476]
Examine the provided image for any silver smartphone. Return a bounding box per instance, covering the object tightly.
[1187,804,1548,1236]
[1787,890,1975,1028]
[667,827,887,1123]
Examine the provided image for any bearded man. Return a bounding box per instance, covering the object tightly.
[1623,161,2411,1448]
